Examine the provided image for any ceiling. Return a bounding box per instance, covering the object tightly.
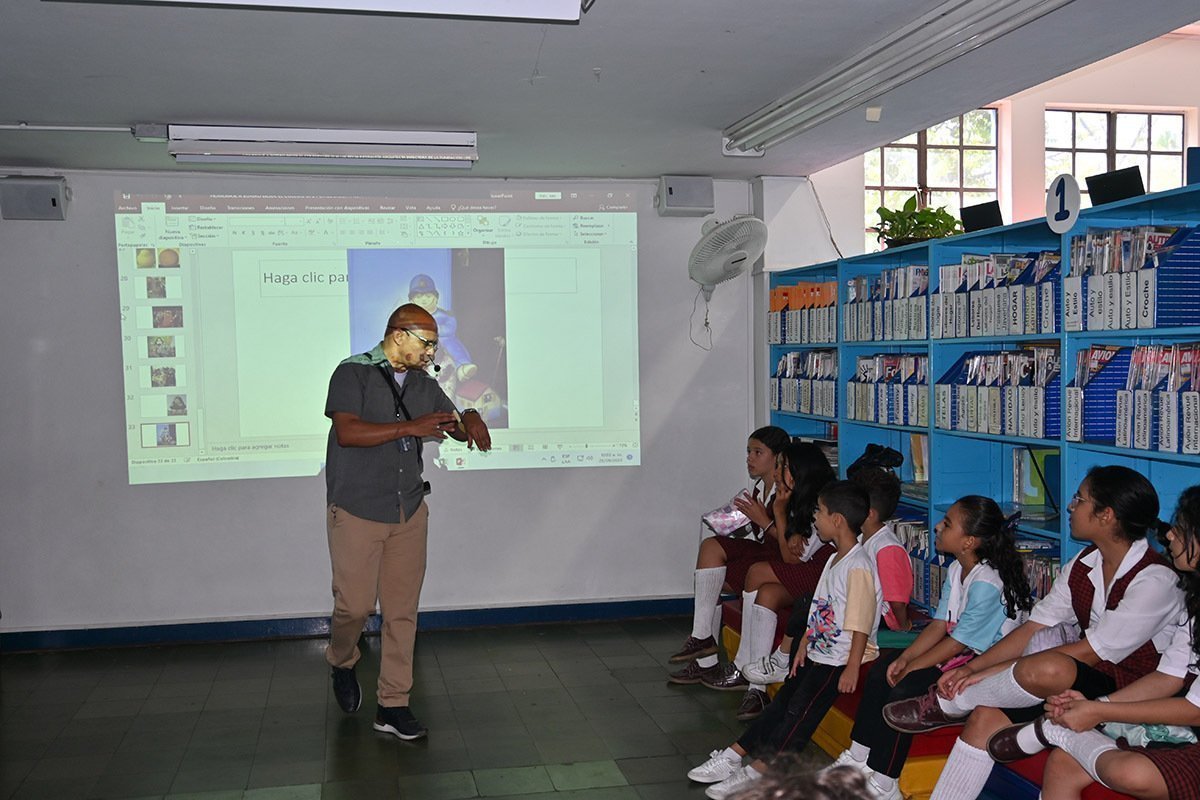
[1,0,1198,180]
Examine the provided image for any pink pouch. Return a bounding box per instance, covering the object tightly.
[938,652,975,673]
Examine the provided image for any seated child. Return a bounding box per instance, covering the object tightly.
[677,442,836,725]
[686,480,881,799]
[986,484,1200,800]
[883,466,1185,800]
[830,495,1035,800]
[743,466,913,691]
[669,426,792,675]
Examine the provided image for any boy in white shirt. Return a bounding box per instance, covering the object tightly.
[744,467,911,686]
[687,480,883,799]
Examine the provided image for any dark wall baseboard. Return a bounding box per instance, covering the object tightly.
[1,597,693,652]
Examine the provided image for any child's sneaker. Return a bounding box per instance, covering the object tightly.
[829,748,871,775]
[742,650,789,684]
[687,749,741,783]
[705,765,761,799]
[866,774,904,800]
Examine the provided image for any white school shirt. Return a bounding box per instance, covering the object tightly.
[1151,612,1200,709]
[804,542,882,667]
[1028,539,1184,664]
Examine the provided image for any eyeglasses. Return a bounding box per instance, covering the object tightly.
[1068,492,1093,508]
[400,328,438,352]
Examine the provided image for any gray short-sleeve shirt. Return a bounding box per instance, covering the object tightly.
[324,344,457,522]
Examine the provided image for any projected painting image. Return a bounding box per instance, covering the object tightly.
[347,248,508,428]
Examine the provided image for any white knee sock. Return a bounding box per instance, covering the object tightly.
[732,590,759,669]
[1040,724,1118,785]
[930,739,994,800]
[939,664,1041,716]
[743,606,778,687]
[691,567,726,639]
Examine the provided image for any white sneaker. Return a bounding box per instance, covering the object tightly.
[705,765,761,800]
[829,749,872,776]
[866,775,903,800]
[687,749,741,784]
[742,651,789,684]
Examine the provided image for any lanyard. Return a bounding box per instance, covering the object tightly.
[377,364,423,470]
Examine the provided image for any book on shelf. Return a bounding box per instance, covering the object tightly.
[844,266,928,342]
[1013,536,1058,552]
[795,436,839,472]
[1022,553,1059,599]
[773,349,837,416]
[1012,447,1060,511]
[1064,225,1200,331]
[934,347,1061,438]
[845,353,928,426]
[770,280,838,344]
[1066,342,1200,453]
[930,251,1060,339]
[909,432,929,483]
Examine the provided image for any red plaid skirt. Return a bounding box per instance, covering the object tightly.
[1116,739,1200,800]
[717,537,834,598]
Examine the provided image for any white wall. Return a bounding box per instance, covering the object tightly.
[1005,34,1200,221]
[749,171,870,426]
[803,34,1200,252]
[0,171,754,633]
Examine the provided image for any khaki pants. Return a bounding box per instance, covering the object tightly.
[325,502,428,707]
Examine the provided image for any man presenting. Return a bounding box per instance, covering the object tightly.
[324,303,491,739]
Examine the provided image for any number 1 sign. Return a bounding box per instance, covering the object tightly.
[1046,173,1081,234]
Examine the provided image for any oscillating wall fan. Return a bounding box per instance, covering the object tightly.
[688,215,768,300]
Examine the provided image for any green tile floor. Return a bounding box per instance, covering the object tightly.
[1,618,830,799]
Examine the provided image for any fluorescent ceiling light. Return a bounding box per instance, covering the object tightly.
[166,125,478,169]
[723,0,1076,153]
[114,0,580,21]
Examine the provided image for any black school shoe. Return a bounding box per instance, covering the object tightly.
[374,704,428,740]
[331,666,361,713]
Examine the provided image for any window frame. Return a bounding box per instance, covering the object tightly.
[864,108,999,250]
[1043,108,1186,201]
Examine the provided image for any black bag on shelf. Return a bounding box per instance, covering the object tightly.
[845,443,903,478]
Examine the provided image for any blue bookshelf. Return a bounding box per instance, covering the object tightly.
[768,182,1200,589]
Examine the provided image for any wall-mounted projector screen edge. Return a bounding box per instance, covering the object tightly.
[114,187,641,485]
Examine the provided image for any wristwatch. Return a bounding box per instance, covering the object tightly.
[461,408,479,417]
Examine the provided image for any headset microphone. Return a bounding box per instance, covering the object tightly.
[432,363,441,373]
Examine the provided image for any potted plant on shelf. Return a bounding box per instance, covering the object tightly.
[869,194,963,248]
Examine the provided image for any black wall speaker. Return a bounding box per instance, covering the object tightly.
[0,176,68,220]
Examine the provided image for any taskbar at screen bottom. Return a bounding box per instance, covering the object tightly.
[436,445,641,470]
[127,446,642,484]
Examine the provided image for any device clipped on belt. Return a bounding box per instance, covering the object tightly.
[422,480,432,496]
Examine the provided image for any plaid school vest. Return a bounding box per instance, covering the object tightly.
[1068,544,1170,688]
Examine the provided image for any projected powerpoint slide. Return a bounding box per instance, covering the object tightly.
[114,189,641,485]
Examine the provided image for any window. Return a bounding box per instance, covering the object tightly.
[1044,110,1185,206]
[864,109,998,251]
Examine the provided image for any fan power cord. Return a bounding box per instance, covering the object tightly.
[689,286,713,351]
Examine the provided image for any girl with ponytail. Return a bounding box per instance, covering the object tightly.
[885,466,1186,800]
[830,495,1035,800]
